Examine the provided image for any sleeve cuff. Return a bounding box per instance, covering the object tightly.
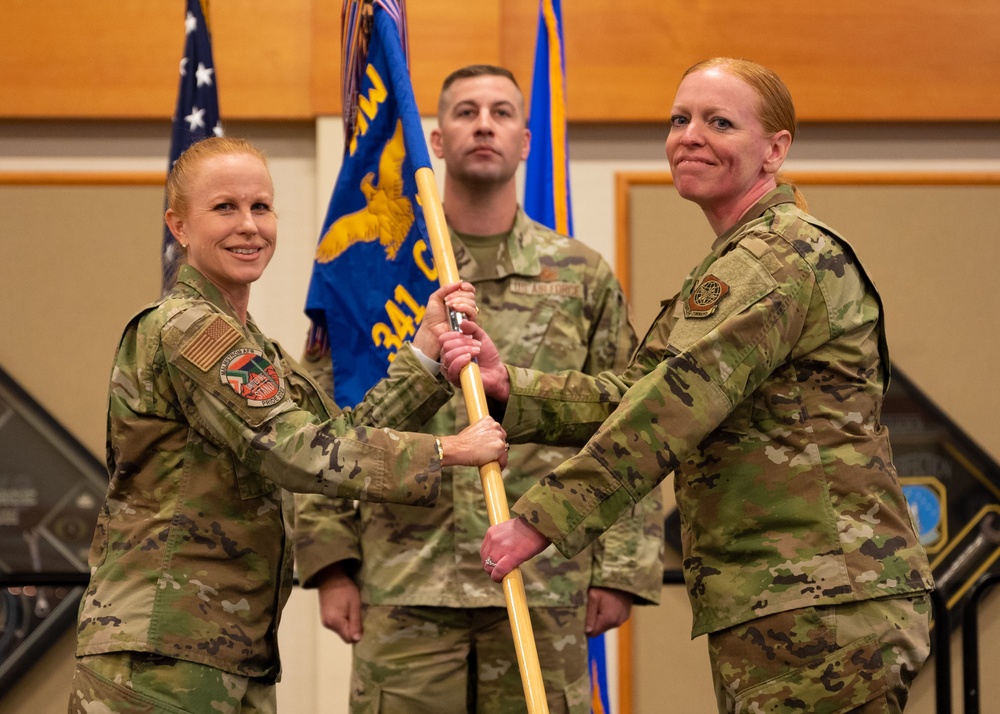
[409,343,441,376]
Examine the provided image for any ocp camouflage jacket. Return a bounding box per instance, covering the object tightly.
[76,265,452,678]
[502,187,934,636]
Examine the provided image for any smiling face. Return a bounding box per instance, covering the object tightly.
[430,74,530,188]
[165,151,276,312]
[666,67,791,234]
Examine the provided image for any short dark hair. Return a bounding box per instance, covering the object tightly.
[438,65,521,116]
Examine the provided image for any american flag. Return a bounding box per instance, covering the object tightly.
[162,0,222,293]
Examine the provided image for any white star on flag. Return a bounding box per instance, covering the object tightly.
[185,11,197,35]
[185,107,206,131]
[195,63,214,87]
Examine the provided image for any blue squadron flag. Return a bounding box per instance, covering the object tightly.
[524,3,615,713]
[162,0,222,293]
[524,0,573,238]
[304,0,436,407]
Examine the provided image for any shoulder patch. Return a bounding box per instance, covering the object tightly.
[684,274,730,318]
[220,348,286,407]
[509,278,583,298]
[182,316,242,372]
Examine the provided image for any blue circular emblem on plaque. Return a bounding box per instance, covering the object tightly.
[902,484,942,547]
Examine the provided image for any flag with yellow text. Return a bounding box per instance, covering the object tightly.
[524,0,572,238]
[525,3,614,713]
[305,0,436,406]
[162,0,222,293]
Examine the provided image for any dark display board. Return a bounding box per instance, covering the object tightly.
[0,366,106,691]
[884,370,1000,620]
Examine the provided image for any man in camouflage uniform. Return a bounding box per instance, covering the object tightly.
[472,185,934,713]
[70,255,503,713]
[294,65,663,714]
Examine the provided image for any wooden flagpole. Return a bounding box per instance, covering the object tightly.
[416,168,551,714]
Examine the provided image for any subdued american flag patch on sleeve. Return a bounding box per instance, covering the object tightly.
[182,316,242,372]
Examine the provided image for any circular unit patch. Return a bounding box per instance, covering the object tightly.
[685,274,730,317]
[220,348,286,407]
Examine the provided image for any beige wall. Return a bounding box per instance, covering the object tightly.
[3,118,1000,713]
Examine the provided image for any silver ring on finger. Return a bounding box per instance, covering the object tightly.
[485,556,497,568]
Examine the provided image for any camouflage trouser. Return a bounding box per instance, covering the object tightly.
[707,594,931,714]
[67,652,276,714]
[346,604,590,714]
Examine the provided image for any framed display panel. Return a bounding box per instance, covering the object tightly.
[883,371,1000,615]
[0,365,106,692]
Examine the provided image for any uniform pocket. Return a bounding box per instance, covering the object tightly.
[563,668,592,714]
[232,454,277,500]
[348,666,382,714]
[70,655,189,714]
[716,397,752,436]
[733,633,887,714]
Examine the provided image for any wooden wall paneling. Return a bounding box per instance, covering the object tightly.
[407,2,504,114]
[4,0,1000,121]
[0,171,165,186]
[0,0,318,120]
[498,0,541,110]
[0,0,178,118]
[310,0,342,115]
[210,0,315,119]
[557,0,1000,121]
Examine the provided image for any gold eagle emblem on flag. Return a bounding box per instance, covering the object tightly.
[315,119,414,264]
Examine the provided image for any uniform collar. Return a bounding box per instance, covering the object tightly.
[711,185,796,253]
[451,205,544,281]
[173,264,245,325]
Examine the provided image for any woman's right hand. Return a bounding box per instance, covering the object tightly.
[411,281,478,360]
[439,321,510,402]
[440,416,508,469]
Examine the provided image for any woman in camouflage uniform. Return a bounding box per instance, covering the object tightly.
[68,137,507,713]
[450,59,934,713]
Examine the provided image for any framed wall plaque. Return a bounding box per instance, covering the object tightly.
[0,365,105,691]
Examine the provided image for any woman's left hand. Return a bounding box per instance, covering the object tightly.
[412,282,478,359]
[480,517,550,583]
[439,416,508,469]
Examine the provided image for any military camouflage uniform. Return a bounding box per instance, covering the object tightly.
[295,208,663,713]
[499,188,934,712]
[71,265,453,712]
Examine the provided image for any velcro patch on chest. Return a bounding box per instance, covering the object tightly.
[509,278,583,298]
[182,316,243,372]
[684,274,730,318]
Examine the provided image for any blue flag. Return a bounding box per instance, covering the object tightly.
[524,4,612,713]
[305,4,436,407]
[162,0,222,292]
[524,0,573,238]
